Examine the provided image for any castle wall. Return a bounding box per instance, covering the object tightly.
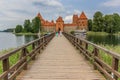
[42,26,55,32]
[78,19,88,30]
[64,26,77,32]
[42,26,77,32]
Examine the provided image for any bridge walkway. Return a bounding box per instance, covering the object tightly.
[17,35,105,80]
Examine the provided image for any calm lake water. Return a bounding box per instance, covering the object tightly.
[0,32,120,51]
[86,34,120,45]
[0,32,38,51]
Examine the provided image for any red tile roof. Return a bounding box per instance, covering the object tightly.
[56,16,64,22]
[80,11,87,19]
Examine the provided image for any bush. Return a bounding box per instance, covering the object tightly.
[15,25,23,33]
[70,31,75,35]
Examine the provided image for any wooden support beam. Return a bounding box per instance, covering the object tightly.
[2,58,9,80]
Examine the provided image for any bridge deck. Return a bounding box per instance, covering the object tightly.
[17,35,105,80]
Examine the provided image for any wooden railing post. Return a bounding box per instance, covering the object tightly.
[46,36,48,45]
[75,37,77,48]
[76,38,79,49]
[71,36,73,44]
[93,48,99,70]
[74,37,76,46]
[79,40,82,53]
[32,43,36,60]
[73,37,75,46]
[42,37,45,49]
[112,57,119,80]
[85,42,88,59]
[22,48,27,70]
[44,36,46,47]
[38,40,41,54]
[69,35,71,42]
[2,58,9,80]
[85,43,88,50]
[76,38,78,49]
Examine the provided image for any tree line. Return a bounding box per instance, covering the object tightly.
[15,17,41,33]
[88,11,120,34]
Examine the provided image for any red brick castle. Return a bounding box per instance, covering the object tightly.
[37,12,88,32]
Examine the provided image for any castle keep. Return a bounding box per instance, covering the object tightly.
[37,12,88,32]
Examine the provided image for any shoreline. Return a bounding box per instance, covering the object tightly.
[87,31,120,35]
[13,32,39,35]
[13,32,48,36]
[0,48,14,55]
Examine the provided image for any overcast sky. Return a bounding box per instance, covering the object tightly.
[0,0,120,30]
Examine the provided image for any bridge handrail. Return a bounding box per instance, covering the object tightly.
[63,32,120,80]
[0,32,55,80]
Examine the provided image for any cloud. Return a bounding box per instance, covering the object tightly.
[74,9,81,14]
[64,15,73,23]
[102,0,120,7]
[33,0,65,15]
[33,0,63,8]
[64,10,82,23]
[0,0,37,30]
[0,0,65,30]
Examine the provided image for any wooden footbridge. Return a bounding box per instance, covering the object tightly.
[0,32,120,80]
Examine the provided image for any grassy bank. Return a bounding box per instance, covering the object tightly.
[98,44,120,54]
[13,32,49,36]
[0,48,14,55]
[87,31,120,35]
[87,31,109,35]
[13,32,38,35]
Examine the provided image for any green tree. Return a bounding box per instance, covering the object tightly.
[88,19,92,31]
[113,13,120,32]
[31,17,41,33]
[104,15,116,34]
[15,25,23,33]
[92,11,104,32]
[104,14,120,34]
[102,17,107,32]
[24,19,31,32]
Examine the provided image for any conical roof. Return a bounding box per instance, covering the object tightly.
[37,12,43,19]
[56,16,64,22]
[37,12,45,22]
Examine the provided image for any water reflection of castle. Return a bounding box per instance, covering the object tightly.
[37,12,88,32]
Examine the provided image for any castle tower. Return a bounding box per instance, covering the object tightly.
[56,16,64,32]
[78,11,88,30]
[73,14,78,24]
[37,13,43,19]
[37,12,45,25]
